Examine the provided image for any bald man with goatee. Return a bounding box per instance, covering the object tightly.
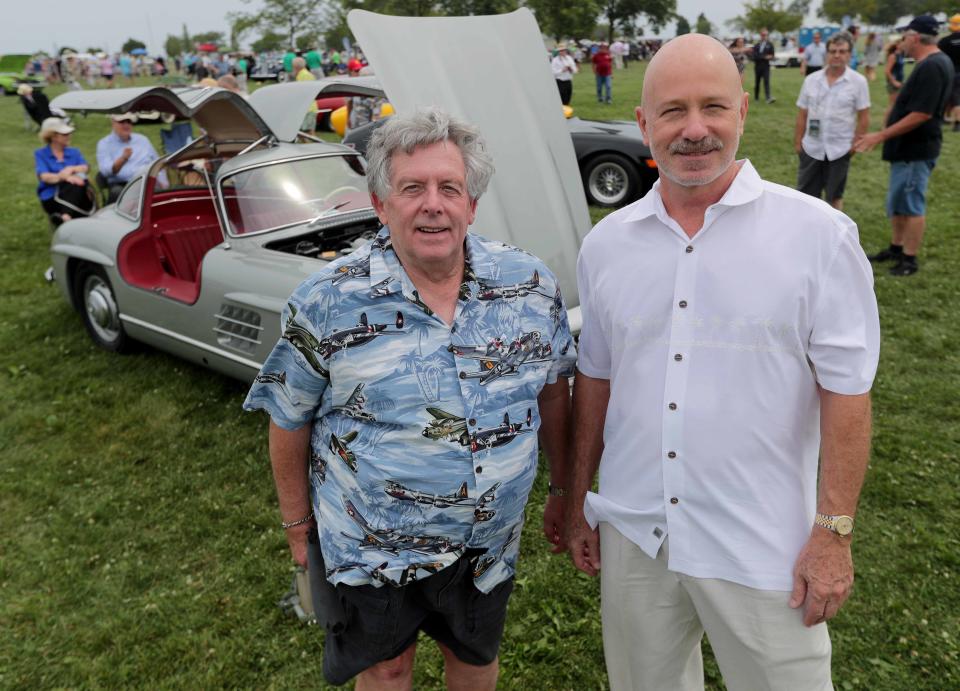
[565,33,880,690]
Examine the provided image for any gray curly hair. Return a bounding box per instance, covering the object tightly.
[365,107,495,201]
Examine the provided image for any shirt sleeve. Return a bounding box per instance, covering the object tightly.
[35,148,53,177]
[243,279,331,429]
[807,217,880,395]
[856,77,871,110]
[575,241,612,379]
[96,138,113,177]
[541,268,577,384]
[796,78,811,109]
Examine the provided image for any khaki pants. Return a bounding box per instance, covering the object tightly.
[599,523,833,691]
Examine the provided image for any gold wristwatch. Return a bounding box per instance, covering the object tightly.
[814,513,854,536]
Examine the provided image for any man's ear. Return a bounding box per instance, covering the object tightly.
[371,192,389,226]
[635,106,648,142]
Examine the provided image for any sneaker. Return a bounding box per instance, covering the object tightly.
[766,97,776,104]
[867,248,900,263]
[889,260,918,276]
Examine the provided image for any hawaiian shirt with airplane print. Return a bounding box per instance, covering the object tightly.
[244,226,577,593]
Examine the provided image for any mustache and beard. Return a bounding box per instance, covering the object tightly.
[653,135,736,187]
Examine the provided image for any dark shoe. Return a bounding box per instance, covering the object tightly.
[953,121,960,132]
[868,248,900,263]
[889,260,918,276]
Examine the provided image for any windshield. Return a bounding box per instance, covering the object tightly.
[220,155,371,236]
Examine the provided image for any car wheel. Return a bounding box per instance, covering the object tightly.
[584,154,639,207]
[73,263,132,353]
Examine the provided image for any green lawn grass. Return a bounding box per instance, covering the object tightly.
[1,65,958,690]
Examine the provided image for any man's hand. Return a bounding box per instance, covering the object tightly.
[123,146,133,159]
[543,495,566,554]
[789,528,854,626]
[284,521,314,568]
[854,131,884,153]
[565,504,600,576]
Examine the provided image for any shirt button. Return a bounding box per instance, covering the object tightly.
[670,497,679,505]
[674,353,683,361]
[667,451,677,459]
[476,466,483,474]
[678,300,688,309]
[451,325,457,333]
[685,245,694,254]
[668,402,677,410]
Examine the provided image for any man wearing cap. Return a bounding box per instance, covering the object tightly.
[855,15,955,276]
[938,14,960,132]
[96,113,164,202]
[794,31,870,210]
[551,43,578,106]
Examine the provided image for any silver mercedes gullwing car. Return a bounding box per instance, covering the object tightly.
[46,81,404,382]
[46,56,588,383]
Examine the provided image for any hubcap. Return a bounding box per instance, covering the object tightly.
[588,162,629,205]
[83,275,121,343]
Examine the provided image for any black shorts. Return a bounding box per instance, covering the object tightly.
[949,74,960,109]
[322,550,514,686]
[797,149,851,202]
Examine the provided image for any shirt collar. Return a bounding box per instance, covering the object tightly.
[624,159,764,225]
[367,225,489,299]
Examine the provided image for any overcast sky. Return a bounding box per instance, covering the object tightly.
[2,1,828,55]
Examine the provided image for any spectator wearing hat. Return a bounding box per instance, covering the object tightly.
[18,83,52,126]
[34,117,90,225]
[855,15,956,276]
[551,43,578,106]
[96,113,163,202]
[592,42,613,103]
[938,14,960,131]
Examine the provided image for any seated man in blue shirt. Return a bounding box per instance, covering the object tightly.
[244,108,576,690]
[96,112,165,202]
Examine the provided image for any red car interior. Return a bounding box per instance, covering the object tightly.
[117,185,223,305]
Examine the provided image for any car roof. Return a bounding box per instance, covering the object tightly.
[348,8,590,308]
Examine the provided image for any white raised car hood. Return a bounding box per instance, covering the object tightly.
[348,8,591,315]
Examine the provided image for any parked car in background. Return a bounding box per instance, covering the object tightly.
[0,53,47,94]
[250,57,287,82]
[46,83,382,382]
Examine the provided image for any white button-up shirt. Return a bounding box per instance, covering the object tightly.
[797,66,870,161]
[576,161,880,591]
[804,41,827,67]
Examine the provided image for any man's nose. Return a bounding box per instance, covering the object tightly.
[681,112,709,141]
[420,185,445,213]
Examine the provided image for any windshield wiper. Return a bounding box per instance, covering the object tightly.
[305,201,352,228]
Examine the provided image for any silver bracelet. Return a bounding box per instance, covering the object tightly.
[281,512,314,529]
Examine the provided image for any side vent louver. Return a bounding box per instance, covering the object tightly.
[214,305,263,354]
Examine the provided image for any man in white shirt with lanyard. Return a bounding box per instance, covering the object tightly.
[795,31,870,210]
[565,33,879,691]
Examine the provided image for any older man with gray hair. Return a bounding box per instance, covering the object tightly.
[245,108,576,689]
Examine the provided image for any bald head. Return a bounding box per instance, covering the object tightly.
[636,33,749,191]
[642,33,743,107]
